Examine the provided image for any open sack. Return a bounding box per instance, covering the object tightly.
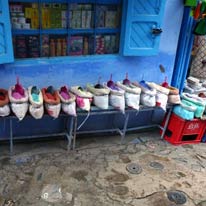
[58,86,76,116]
[134,81,156,107]
[181,93,206,118]
[116,81,141,110]
[28,86,44,119]
[42,86,61,118]
[147,82,170,110]
[0,89,10,117]
[8,78,29,120]
[87,83,110,110]
[70,86,93,112]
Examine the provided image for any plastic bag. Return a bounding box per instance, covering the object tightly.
[45,103,61,118]
[125,92,140,110]
[109,94,125,113]
[173,100,196,120]
[0,104,10,117]
[76,96,91,111]
[41,184,62,203]
[155,91,168,110]
[11,102,28,120]
[140,93,156,107]
[93,95,109,109]
[29,104,44,119]
[62,101,76,116]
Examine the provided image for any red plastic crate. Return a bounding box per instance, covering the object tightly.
[163,113,206,145]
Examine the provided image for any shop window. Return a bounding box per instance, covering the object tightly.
[1,0,167,63]
[9,0,121,59]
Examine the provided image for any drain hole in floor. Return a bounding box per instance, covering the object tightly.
[126,163,142,174]
[167,191,187,205]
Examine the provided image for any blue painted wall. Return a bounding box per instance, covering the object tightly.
[0,0,184,140]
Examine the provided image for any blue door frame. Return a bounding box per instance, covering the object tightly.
[171,7,195,92]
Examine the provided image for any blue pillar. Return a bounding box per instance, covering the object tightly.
[171,7,195,93]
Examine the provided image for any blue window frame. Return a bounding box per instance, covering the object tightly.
[0,0,14,64]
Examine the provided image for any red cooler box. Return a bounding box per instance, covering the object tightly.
[163,113,206,145]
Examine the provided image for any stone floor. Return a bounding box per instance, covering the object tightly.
[0,130,206,206]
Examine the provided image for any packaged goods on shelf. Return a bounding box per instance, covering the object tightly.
[61,10,67,28]
[10,3,39,29]
[42,35,50,57]
[28,35,40,58]
[105,10,117,28]
[42,5,51,29]
[96,35,105,54]
[85,11,92,28]
[96,6,106,27]
[69,36,83,56]
[72,10,82,28]
[81,10,86,28]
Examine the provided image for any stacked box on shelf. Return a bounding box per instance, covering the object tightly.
[61,10,67,28]
[96,5,119,28]
[83,36,89,55]
[28,35,40,58]
[73,10,82,28]
[41,3,67,29]
[96,6,106,27]
[82,36,94,55]
[15,35,27,58]
[42,35,50,57]
[104,35,118,54]
[50,4,62,28]
[96,35,105,54]
[31,4,39,29]
[10,3,39,29]
[82,4,92,28]
[42,4,51,29]
[69,36,83,56]
[48,35,67,57]
[70,4,93,29]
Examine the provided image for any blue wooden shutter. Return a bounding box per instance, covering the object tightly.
[0,0,14,64]
[120,0,167,56]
